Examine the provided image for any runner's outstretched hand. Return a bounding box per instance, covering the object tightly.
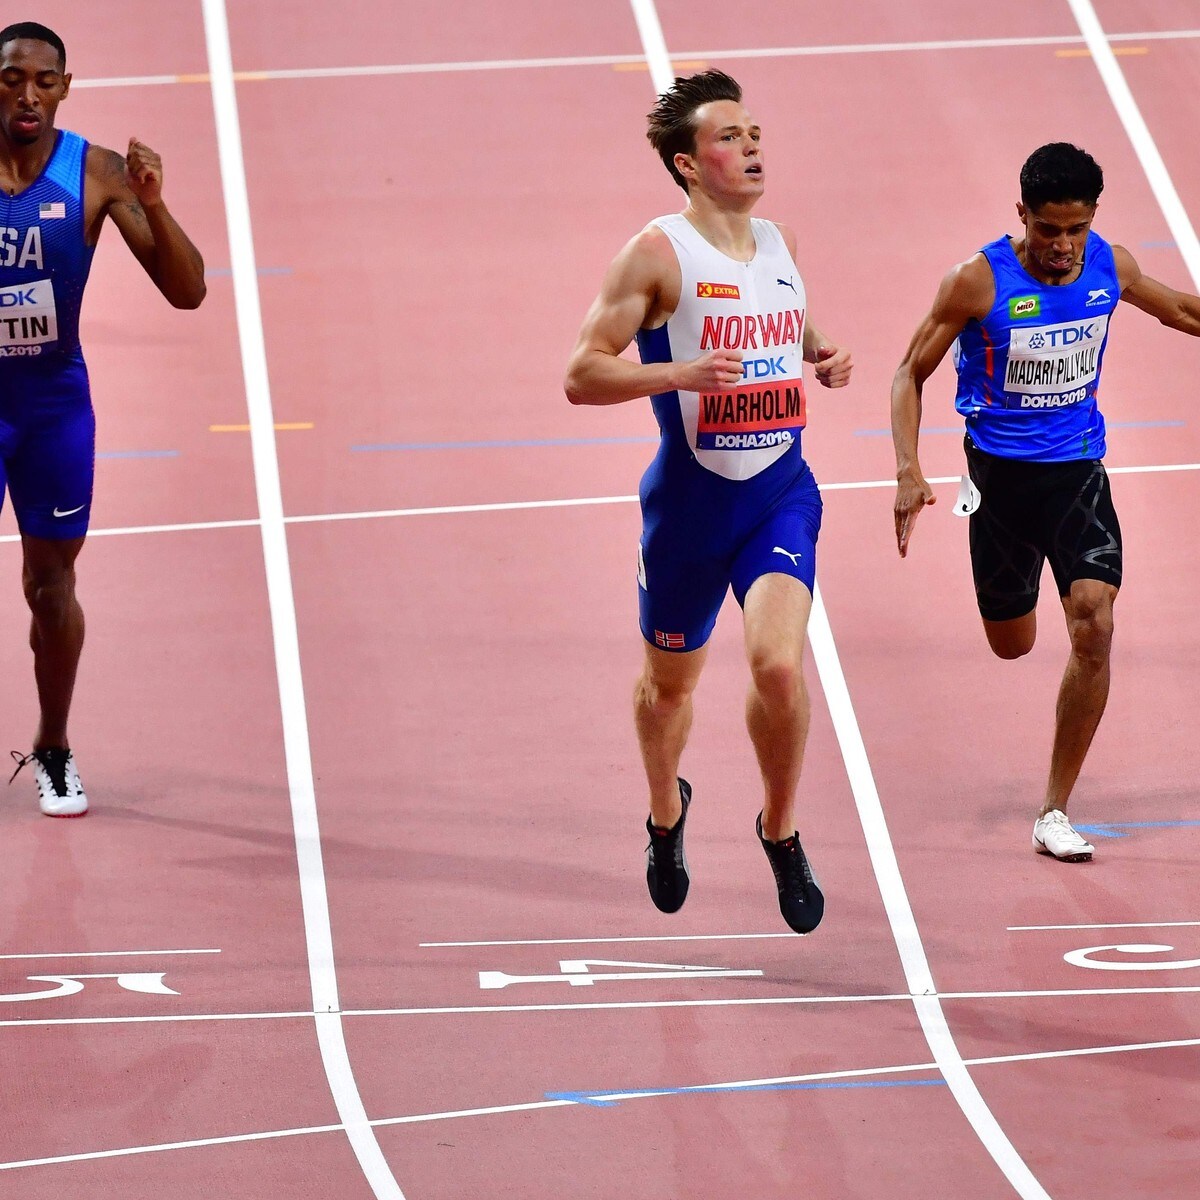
[894,468,936,557]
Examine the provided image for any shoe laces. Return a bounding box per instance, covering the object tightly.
[1040,810,1087,845]
[9,748,71,795]
[8,750,32,786]
[768,836,814,897]
[648,822,685,872]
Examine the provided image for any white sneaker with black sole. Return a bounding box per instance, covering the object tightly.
[1032,809,1092,862]
[9,748,89,817]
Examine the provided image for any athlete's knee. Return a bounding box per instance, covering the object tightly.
[634,669,695,717]
[983,613,1036,660]
[1066,596,1114,663]
[23,568,77,625]
[747,650,804,707]
[988,637,1033,661]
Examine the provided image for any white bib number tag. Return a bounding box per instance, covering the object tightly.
[0,277,58,348]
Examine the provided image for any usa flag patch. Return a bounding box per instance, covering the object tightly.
[39,202,66,219]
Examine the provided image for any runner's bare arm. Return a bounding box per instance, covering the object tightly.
[89,142,206,309]
[891,255,992,557]
[775,222,852,388]
[1114,245,1200,334]
[565,228,743,405]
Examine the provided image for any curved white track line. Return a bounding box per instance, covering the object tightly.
[809,589,1052,1199]
[627,2,1050,1194]
[200,2,405,1196]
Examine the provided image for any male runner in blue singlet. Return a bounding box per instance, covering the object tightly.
[892,142,1200,862]
[1,22,206,816]
[565,71,852,933]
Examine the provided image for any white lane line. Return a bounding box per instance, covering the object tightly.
[201,3,405,1198]
[3,981,1200,1030]
[1010,921,1200,931]
[65,29,1200,90]
[284,493,641,523]
[3,462,1197,547]
[420,932,800,947]
[4,1031,1194,1171]
[1068,0,1200,291]
[1107,462,1200,476]
[0,949,220,960]
[0,1119,347,1172]
[809,588,1051,1199]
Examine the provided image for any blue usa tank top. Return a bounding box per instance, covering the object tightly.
[0,129,94,373]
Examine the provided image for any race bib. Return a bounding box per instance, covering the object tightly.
[695,377,807,451]
[1004,315,1108,408]
[0,278,58,347]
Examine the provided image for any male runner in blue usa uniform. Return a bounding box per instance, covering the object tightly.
[565,71,851,933]
[1,22,206,815]
[892,142,1200,862]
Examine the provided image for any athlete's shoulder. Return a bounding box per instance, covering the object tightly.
[84,142,124,180]
[597,220,680,302]
[619,219,681,274]
[761,219,797,258]
[1107,241,1141,292]
[937,251,994,319]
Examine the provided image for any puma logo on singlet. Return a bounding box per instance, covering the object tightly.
[772,546,803,566]
[777,277,797,293]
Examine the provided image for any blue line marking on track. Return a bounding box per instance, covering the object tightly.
[96,449,180,459]
[854,420,1185,437]
[1074,820,1200,840]
[1140,240,1178,249]
[546,1079,947,1107]
[351,435,659,452]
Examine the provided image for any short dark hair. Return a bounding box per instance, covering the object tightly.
[0,22,67,70]
[1020,143,1104,209]
[647,69,743,192]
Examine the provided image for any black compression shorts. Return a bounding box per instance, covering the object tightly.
[965,436,1123,622]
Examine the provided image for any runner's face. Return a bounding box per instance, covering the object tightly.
[0,39,70,149]
[1017,200,1096,282]
[677,100,763,201]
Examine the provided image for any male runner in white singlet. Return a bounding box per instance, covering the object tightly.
[565,71,851,933]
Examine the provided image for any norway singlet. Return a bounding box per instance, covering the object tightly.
[631,215,822,652]
[636,214,808,484]
[953,231,1119,461]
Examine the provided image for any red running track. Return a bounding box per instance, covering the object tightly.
[2,1,1199,1197]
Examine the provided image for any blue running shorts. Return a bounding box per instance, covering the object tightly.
[638,457,822,653]
[0,358,96,540]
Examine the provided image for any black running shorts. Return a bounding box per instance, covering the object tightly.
[965,436,1123,622]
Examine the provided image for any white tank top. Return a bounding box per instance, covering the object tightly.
[641,213,808,481]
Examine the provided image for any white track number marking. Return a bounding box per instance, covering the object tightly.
[1065,944,1200,972]
[0,973,179,1002]
[478,959,763,990]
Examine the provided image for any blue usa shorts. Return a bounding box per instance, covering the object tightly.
[637,453,822,653]
[0,358,96,540]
